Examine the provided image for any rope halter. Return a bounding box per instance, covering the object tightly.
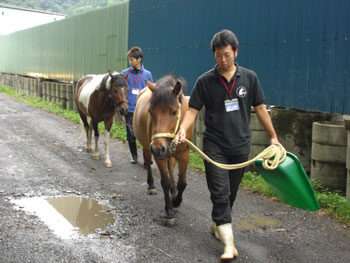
[151,102,181,154]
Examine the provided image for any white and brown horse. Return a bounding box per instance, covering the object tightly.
[133,75,194,226]
[76,71,129,167]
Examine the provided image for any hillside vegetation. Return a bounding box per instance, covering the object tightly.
[1,0,124,16]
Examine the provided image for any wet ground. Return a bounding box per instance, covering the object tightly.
[1,92,350,263]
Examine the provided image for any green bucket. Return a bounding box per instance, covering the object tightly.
[255,152,320,211]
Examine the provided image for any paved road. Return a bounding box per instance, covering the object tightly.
[0,93,349,263]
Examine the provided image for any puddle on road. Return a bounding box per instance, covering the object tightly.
[233,215,279,231]
[12,196,115,239]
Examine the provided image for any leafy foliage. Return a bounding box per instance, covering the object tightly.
[1,0,125,16]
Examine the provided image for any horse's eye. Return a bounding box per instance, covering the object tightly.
[113,88,118,92]
[171,110,177,116]
[148,109,153,116]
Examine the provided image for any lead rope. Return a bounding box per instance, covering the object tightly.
[151,104,286,170]
[177,137,286,170]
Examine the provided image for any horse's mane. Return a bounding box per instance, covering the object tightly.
[150,75,187,110]
[99,72,127,91]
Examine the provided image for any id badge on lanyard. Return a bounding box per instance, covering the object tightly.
[219,76,239,112]
[225,98,239,112]
[131,70,143,95]
[132,88,140,95]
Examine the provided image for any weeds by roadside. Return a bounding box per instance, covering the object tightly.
[1,84,349,226]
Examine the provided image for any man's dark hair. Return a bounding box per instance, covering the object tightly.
[127,46,143,61]
[210,29,239,53]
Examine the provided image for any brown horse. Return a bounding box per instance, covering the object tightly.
[76,71,129,167]
[133,75,194,226]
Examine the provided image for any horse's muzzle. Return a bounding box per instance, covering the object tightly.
[118,106,128,116]
[150,144,167,160]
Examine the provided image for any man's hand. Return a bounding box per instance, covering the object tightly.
[271,137,279,145]
[175,107,198,144]
[176,127,187,144]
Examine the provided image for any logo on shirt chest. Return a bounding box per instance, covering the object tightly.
[236,86,247,98]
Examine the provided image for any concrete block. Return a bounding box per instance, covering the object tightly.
[347,169,350,200]
[343,116,350,130]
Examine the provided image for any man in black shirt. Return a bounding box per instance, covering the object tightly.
[177,29,279,262]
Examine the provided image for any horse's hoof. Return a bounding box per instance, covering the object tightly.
[86,148,94,153]
[104,162,112,168]
[148,188,157,195]
[172,197,182,208]
[93,155,100,160]
[164,217,175,227]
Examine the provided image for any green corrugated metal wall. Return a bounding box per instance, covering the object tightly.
[0,1,129,81]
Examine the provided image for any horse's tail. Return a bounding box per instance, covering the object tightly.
[78,116,91,139]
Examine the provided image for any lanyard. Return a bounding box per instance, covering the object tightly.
[219,76,236,99]
[131,71,143,86]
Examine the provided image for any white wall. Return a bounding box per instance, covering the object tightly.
[0,5,66,35]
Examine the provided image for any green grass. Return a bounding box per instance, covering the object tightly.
[1,84,350,226]
[241,172,277,198]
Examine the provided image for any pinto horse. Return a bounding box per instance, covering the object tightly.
[76,71,129,167]
[133,75,194,226]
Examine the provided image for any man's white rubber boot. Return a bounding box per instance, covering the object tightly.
[217,223,238,262]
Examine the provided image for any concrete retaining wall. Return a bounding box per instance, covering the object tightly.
[344,117,350,200]
[270,108,342,174]
[0,73,74,111]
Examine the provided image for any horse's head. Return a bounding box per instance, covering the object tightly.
[100,71,129,115]
[148,75,186,160]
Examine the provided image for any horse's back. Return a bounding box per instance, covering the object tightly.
[76,74,110,116]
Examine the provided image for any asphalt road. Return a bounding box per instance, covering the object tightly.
[0,93,349,263]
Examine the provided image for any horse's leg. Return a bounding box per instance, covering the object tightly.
[92,120,100,161]
[173,149,189,208]
[167,157,177,201]
[80,114,93,153]
[144,149,156,194]
[156,159,175,226]
[103,119,113,168]
[86,118,94,153]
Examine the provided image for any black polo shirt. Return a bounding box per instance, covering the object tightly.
[189,63,265,155]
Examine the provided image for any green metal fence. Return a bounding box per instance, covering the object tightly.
[0,1,129,81]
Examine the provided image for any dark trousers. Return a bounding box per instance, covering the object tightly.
[203,139,249,226]
[125,112,136,143]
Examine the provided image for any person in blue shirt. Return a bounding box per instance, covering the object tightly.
[122,46,153,164]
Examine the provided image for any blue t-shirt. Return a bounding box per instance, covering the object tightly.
[121,64,153,113]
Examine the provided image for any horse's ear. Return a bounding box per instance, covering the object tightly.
[173,81,182,97]
[123,72,129,79]
[108,70,113,78]
[146,80,157,92]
